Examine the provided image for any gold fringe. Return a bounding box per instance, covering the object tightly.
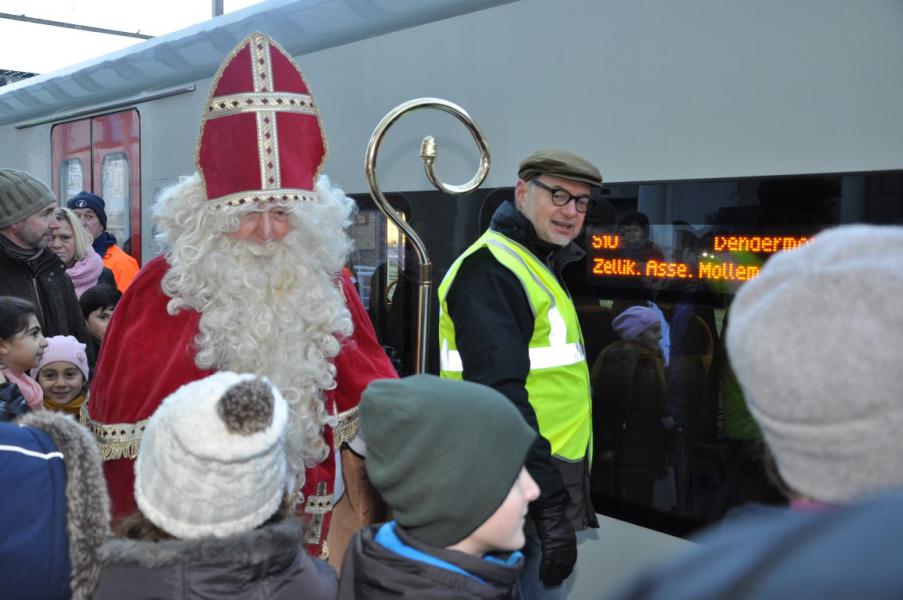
[80,402,148,462]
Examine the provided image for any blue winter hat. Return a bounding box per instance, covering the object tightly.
[66,192,107,230]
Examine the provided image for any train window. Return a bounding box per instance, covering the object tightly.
[59,159,85,201]
[347,193,412,373]
[100,152,131,252]
[50,118,91,203]
[565,172,903,535]
[366,169,902,537]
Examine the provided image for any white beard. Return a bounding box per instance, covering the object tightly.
[153,173,355,479]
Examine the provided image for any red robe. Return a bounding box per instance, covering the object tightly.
[83,256,396,557]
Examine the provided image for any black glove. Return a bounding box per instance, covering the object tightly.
[531,496,577,587]
[0,381,31,422]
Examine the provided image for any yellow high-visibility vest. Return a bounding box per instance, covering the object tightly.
[438,229,592,462]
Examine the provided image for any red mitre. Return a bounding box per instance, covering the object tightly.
[195,31,327,208]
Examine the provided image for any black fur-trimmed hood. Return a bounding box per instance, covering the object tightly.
[17,410,111,600]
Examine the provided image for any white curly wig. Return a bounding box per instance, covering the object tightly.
[152,172,355,479]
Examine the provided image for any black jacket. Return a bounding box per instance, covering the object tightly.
[0,236,95,367]
[338,523,520,599]
[445,200,594,526]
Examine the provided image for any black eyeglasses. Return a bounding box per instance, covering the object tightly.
[530,179,595,213]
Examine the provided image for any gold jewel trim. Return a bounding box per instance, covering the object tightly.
[332,406,360,448]
[206,188,318,209]
[252,39,280,190]
[304,490,334,516]
[205,92,317,119]
[304,482,332,545]
[80,403,148,462]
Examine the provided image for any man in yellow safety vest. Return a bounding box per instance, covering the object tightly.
[438,149,602,599]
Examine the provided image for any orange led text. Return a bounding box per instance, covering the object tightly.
[591,234,621,250]
[712,235,808,253]
[593,257,639,276]
[645,260,691,279]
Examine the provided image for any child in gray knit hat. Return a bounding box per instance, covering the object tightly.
[338,374,540,599]
[612,225,903,600]
[726,224,903,506]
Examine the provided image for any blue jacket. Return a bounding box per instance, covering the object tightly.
[0,422,71,599]
[616,491,903,599]
[0,412,110,599]
[338,521,523,598]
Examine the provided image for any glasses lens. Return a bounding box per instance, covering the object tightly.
[575,197,592,213]
[550,191,571,207]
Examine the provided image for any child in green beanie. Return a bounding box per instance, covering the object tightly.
[338,374,539,599]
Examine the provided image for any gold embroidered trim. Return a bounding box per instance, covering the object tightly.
[304,490,334,516]
[252,38,280,191]
[333,406,360,448]
[304,482,332,545]
[205,92,317,120]
[80,403,148,462]
[206,189,318,209]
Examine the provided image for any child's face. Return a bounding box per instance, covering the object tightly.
[87,306,114,342]
[0,315,47,373]
[37,361,85,404]
[637,322,663,350]
[464,467,539,555]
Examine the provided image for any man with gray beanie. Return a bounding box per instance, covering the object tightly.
[615,224,903,599]
[438,150,601,597]
[339,374,539,598]
[0,169,95,366]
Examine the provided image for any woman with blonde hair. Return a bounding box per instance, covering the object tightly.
[50,207,115,298]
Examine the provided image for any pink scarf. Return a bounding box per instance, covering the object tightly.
[2,369,43,411]
[66,249,104,298]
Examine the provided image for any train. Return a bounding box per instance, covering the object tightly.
[2,0,902,596]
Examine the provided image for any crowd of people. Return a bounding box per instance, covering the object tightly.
[1,30,902,600]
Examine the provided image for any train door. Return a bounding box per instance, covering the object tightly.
[50,109,141,263]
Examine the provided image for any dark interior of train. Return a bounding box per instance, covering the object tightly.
[349,168,903,537]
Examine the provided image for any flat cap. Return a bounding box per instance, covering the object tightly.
[518,149,603,187]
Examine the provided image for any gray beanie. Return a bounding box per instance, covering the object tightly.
[361,375,537,547]
[726,225,903,504]
[0,169,56,229]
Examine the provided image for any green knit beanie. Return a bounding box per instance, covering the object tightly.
[0,169,56,229]
[361,374,537,547]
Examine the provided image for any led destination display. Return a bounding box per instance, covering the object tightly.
[587,233,809,283]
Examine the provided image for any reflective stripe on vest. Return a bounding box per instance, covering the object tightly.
[438,229,592,461]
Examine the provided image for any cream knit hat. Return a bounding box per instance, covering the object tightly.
[134,371,291,539]
[727,225,903,504]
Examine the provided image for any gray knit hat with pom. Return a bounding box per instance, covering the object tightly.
[135,371,292,539]
[727,225,903,504]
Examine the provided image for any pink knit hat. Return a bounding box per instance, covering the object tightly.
[31,335,89,382]
[612,306,660,341]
